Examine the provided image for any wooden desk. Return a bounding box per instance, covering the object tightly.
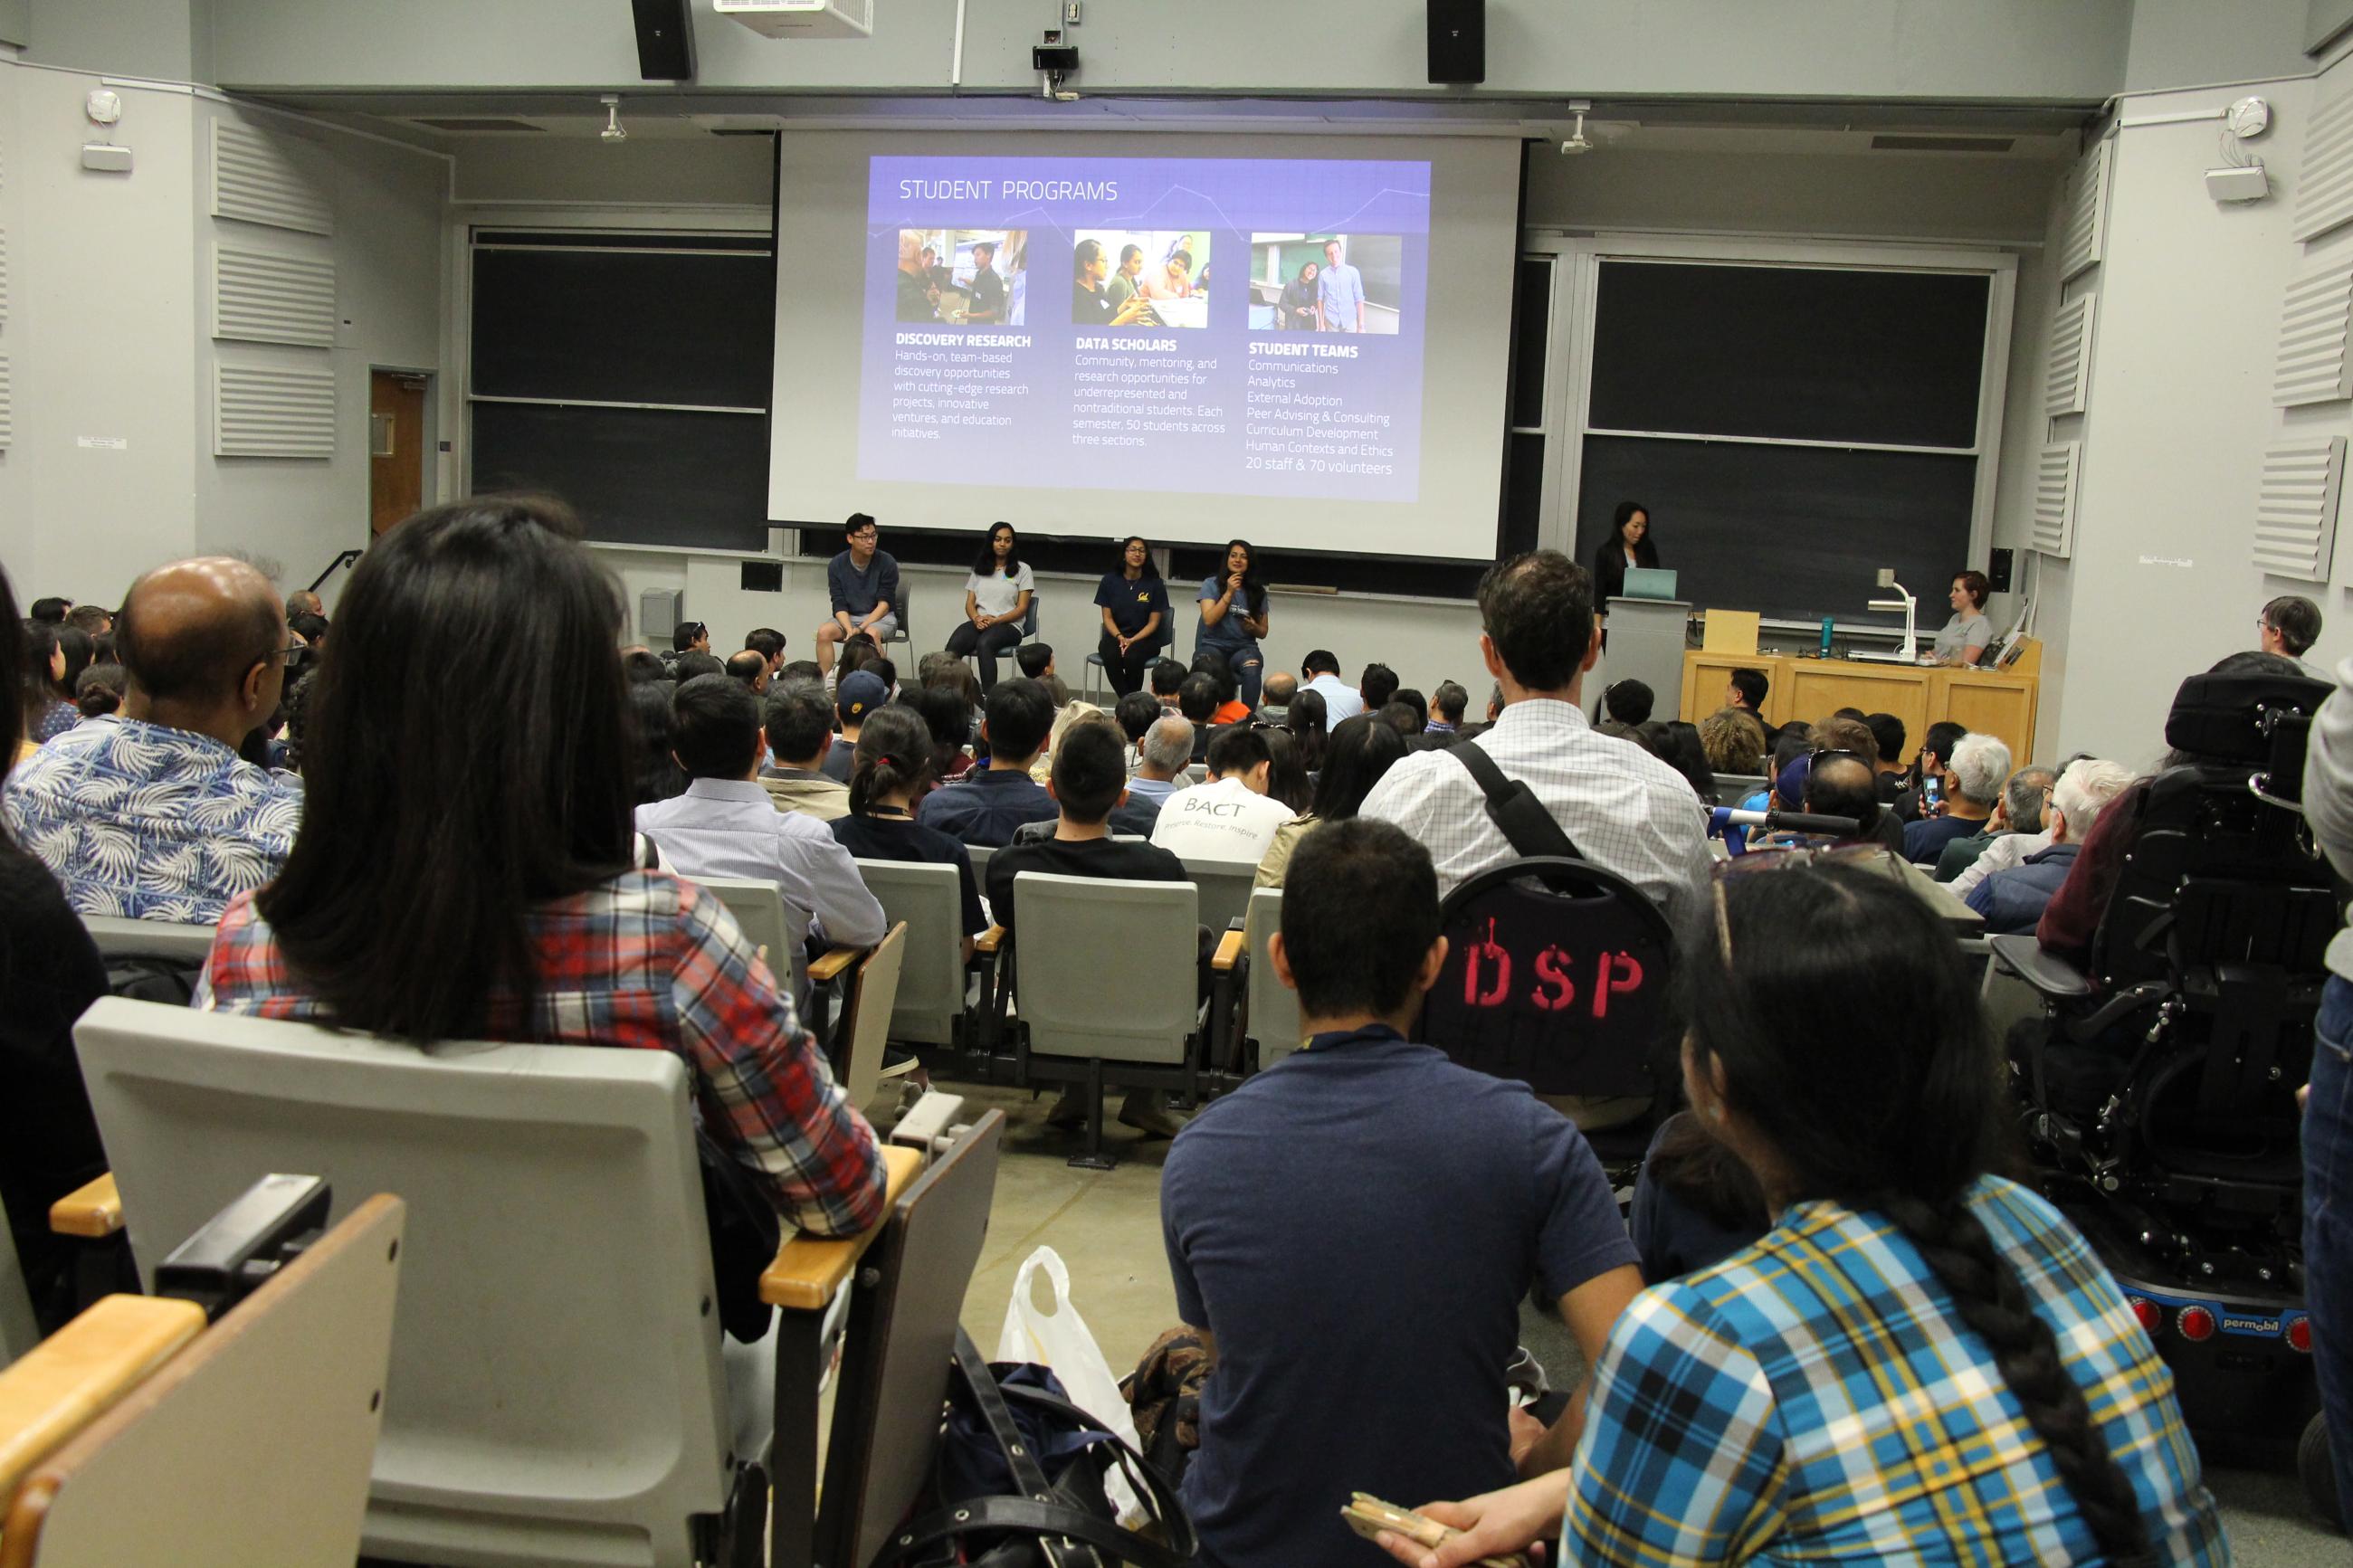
[1681,641,2040,763]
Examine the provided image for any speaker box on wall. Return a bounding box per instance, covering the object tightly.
[632,0,696,81]
[1427,0,1484,84]
[1987,547,2014,594]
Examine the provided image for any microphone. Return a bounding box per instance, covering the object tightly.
[1710,806,1862,837]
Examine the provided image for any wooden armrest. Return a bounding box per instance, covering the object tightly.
[0,1295,206,1506]
[50,1174,121,1239]
[805,945,864,984]
[974,925,1004,955]
[1210,929,1246,973]
[760,1145,925,1311]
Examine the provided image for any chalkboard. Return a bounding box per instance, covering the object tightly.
[1575,435,1975,624]
[471,243,776,409]
[470,402,771,554]
[1588,261,1989,450]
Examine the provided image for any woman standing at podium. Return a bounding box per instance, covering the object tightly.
[1592,500,1661,603]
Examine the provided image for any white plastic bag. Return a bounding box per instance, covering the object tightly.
[995,1245,1147,1524]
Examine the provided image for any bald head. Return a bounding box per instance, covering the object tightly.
[286,589,324,619]
[117,557,288,744]
[1262,670,1298,708]
[1803,753,1881,838]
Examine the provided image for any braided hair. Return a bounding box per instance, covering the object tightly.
[1687,863,2155,1566]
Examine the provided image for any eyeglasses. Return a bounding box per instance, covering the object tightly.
[1808,747,1868,767]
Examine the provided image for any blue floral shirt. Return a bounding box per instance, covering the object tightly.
[1,716,302,924]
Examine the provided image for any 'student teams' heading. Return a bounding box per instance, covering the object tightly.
[896,176,1117,203]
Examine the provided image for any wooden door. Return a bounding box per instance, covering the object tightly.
[369,372,428,536]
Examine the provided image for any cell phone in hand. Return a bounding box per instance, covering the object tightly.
[1338,1495,1529,1567]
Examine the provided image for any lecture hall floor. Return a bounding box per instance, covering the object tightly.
[942,1085,2344,1567]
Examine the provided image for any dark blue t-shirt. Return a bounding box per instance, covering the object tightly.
[1901,812,1979,866]
[1095,571,1173,643]
[1161,1026,1638,1568]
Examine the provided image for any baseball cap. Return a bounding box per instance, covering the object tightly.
[836,671,888,722]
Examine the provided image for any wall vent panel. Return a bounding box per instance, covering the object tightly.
[209,121,333,236]
[2045,294,2096,417]
[2299,91,2353,244]
[212,244,336,347]
[0,356,12,450]
[2031,442,2080,558]
[214,362,335,458]
[2275,267,2353,405]
[2059,138,2110,281]
[2253,436,2346,581]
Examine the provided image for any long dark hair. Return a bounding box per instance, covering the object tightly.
[630,682,688,805]
[1285,688,1329,772]
[1309,713,1406,822]
[1116,535,1160,581]
[1261,727,1311,814]
[971,521,1021,579]
[1220,538,1264,614]
[1689,863,2154,1563]
[1609,499,1661,569]
[256,496,636,1043]
[848,705,937,817]
[1,571,24,843]
[21,620,64,727]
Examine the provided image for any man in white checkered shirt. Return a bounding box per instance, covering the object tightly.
[1360,549,1712,955]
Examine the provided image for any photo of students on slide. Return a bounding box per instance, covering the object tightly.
[1247,232,1404,334]
[1072,230,1213,329]
[896,227,1028,326]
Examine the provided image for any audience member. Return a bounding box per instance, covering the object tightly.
[1377,699,1423,739]
[824,671,888,784]
[622,647,669,686]
[744,627,787,680]
[1865,710,1909,801]
[830,704,988,955]
[1194,651,1250,727]
[1359,660,1400,716]
[1376,860,2221,1568]
[1725,666,1776,746]
[1600,678,1653,727]
[1300,648,1366,722]
[1285,687,1329,771]
[1644,718,1716,803]
[1901,732,2009,864]
[1363,552,1710,940]
[2260,593,2328,679]
[1015,641,1056,684]
[1261,726,1311,815]
[917,676,1057,847]
[1176,671,1220,761]
[987,721,1188,1138]
[4,556,300,921]
[1163,819,1642,1568]
[1149,656,1188,709]
[908,683,977,784]
[1127,714,1195,809]
[816,513,900,676]
[1423,679,1468,746]
[758,682,853,821]
[778,658,824,687]
[1967,757,2132,935]
[634,674,886,998]
[1891,719,1967,824]
[1016,706,1163,837]
[630,681,689,806]
[723,649,769,694]
[1797,750,1897,850]
[0,565,111,1334]
[1151,724,1293,863]
[1258,669,1298,721]
[1114,689,1162,755]
[672,620,710,656]
[1390,687,1430,736]
[26,597,70,624]
[20,621,84,743]
[1697,707,1767,776]
[73,661,126,718]
[289,610,329,651]
[196,497,887,1247]
[1254,712,1406,888]
[1455,682,1504,741]
[672,650,725,683]
[1938,764,2054,889]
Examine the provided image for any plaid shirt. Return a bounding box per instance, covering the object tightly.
[1566,1177,2225,1565]
[195,870,887,1239]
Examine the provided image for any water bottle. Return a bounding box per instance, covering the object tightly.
[1819,617,1834,658]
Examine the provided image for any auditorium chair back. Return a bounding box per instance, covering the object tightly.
[853,860,967,1047]
[71,996,738,1567]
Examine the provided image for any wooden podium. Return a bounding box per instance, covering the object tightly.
[1681,640,2041,763]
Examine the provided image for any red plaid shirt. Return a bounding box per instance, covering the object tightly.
[196,870,887,1238]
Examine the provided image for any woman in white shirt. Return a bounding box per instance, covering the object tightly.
[946,521,1034,692]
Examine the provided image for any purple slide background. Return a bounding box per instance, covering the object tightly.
[855,156,1430,503]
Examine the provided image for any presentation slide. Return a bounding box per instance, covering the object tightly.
[862,157,1429,504]
[769,133,1520,560]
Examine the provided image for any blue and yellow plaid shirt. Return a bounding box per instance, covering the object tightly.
[1566,1176,2227,1564]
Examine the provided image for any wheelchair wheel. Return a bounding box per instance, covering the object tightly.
[2301,1412,2345,1531]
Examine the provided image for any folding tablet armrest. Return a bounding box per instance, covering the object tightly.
[1210,928,1246,974]
[758,1145,924,1312]
[805,946,864,985]
[974,926,1004,955]
[0,1295,207,1505]
[1985,934,2094,1002]
[51,1175,123,1239]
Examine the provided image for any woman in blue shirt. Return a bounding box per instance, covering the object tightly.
[1093,536,1170,698]
[1196,537,1270,708]
[1375,860,2224,1568]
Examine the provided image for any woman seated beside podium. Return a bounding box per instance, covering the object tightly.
[1931,570,1995,667]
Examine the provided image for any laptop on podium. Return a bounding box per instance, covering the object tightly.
[1622,567,1679,600]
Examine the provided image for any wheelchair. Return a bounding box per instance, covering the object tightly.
[1989,669,2340,1520]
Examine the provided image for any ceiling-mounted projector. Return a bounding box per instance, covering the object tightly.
[715,0,872,39]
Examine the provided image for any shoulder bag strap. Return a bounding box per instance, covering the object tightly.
[1449,740,1584,861]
